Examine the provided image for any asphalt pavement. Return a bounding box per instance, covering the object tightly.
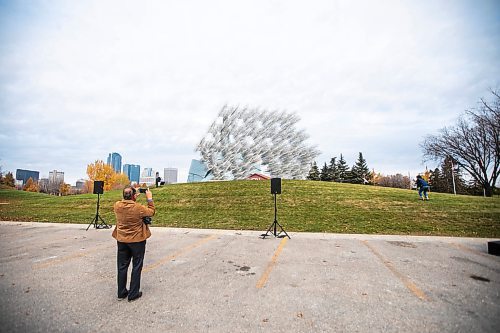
[0,221,499,332]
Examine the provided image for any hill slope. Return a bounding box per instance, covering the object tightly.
[0,180,499,237]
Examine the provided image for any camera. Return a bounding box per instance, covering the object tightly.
[139,188,148,194]
[142,216,152,225]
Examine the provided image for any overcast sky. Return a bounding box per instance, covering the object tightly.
[1,0,499,185]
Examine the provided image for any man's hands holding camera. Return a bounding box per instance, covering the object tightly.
[140,189,153,225]
[138,188,153,201]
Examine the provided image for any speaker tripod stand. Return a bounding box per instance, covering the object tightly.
[261,193,290,239]
[86,193,111,230]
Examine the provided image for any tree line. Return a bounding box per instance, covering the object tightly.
[307,152,371,184]
[307,90,499,197]
[306,152,495,195]
[307,153,413,189]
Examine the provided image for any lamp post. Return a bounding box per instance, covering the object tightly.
[451,159,457,195]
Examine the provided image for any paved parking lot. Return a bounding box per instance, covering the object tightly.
[1,221,499,332]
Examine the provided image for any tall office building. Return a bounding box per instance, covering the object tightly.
[164,168,178,184]
[107,152,122,173]
[142,167,153,177]
[15,169,40,185]
[48,170,64,184]
[123,164,140,184]
[139,167,155,186]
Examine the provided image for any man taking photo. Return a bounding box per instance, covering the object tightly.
[112,186,155,302]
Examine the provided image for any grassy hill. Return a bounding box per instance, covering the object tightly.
[0,180,499,237]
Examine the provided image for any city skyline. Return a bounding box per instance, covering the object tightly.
[11,152,180,186]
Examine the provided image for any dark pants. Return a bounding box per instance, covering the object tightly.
[419,186,430,198]
[117,240,146,299]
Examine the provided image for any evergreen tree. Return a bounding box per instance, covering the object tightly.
[320,163,330,181]
[466,178,484,196]
[307,161,320,181]
[429,168,446,193]
[328,157,338,181]
[350,152,370,184]
[336,154,349,182]
[345,169,355,183]
[348,165,357,184]
[429,157,468,194]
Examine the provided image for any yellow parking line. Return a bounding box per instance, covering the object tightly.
[143,234,217,273]
[363,240,429,301]
[256,237,288,289]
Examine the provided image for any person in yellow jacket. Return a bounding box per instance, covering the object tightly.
[113,186,155,301]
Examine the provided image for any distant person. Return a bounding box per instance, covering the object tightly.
[416,175,430,200]
[112,186,155,302]
[155,172,160,188]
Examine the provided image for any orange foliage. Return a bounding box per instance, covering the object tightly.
[23,177,39,192]
[59,183,71,196]
[422,169,431,182]
[86,160,130,191]
[111,173,130,190]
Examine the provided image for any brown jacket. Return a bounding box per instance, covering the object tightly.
[112,200,155,243]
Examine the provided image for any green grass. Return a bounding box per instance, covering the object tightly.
[0,180,499,237]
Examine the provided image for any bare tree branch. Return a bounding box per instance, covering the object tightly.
[421,90,499,196]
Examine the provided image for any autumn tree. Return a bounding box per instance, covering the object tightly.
[23,177,39,192]
[112,173,131,190]
[422,169,432,182]
[421,90,499,197]
[370,171,382,185]
[0,171,15,187]
[83,180,93,194]
[87,160,130,192]
[87,160,118,191]
[59,183,71,196]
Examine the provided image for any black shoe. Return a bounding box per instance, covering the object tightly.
[128,291,142,302]
[117,290,128,301]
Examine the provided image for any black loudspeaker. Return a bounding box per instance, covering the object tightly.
[271,178,281,194]
[488,241,500,256]
[93,181,104,194]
